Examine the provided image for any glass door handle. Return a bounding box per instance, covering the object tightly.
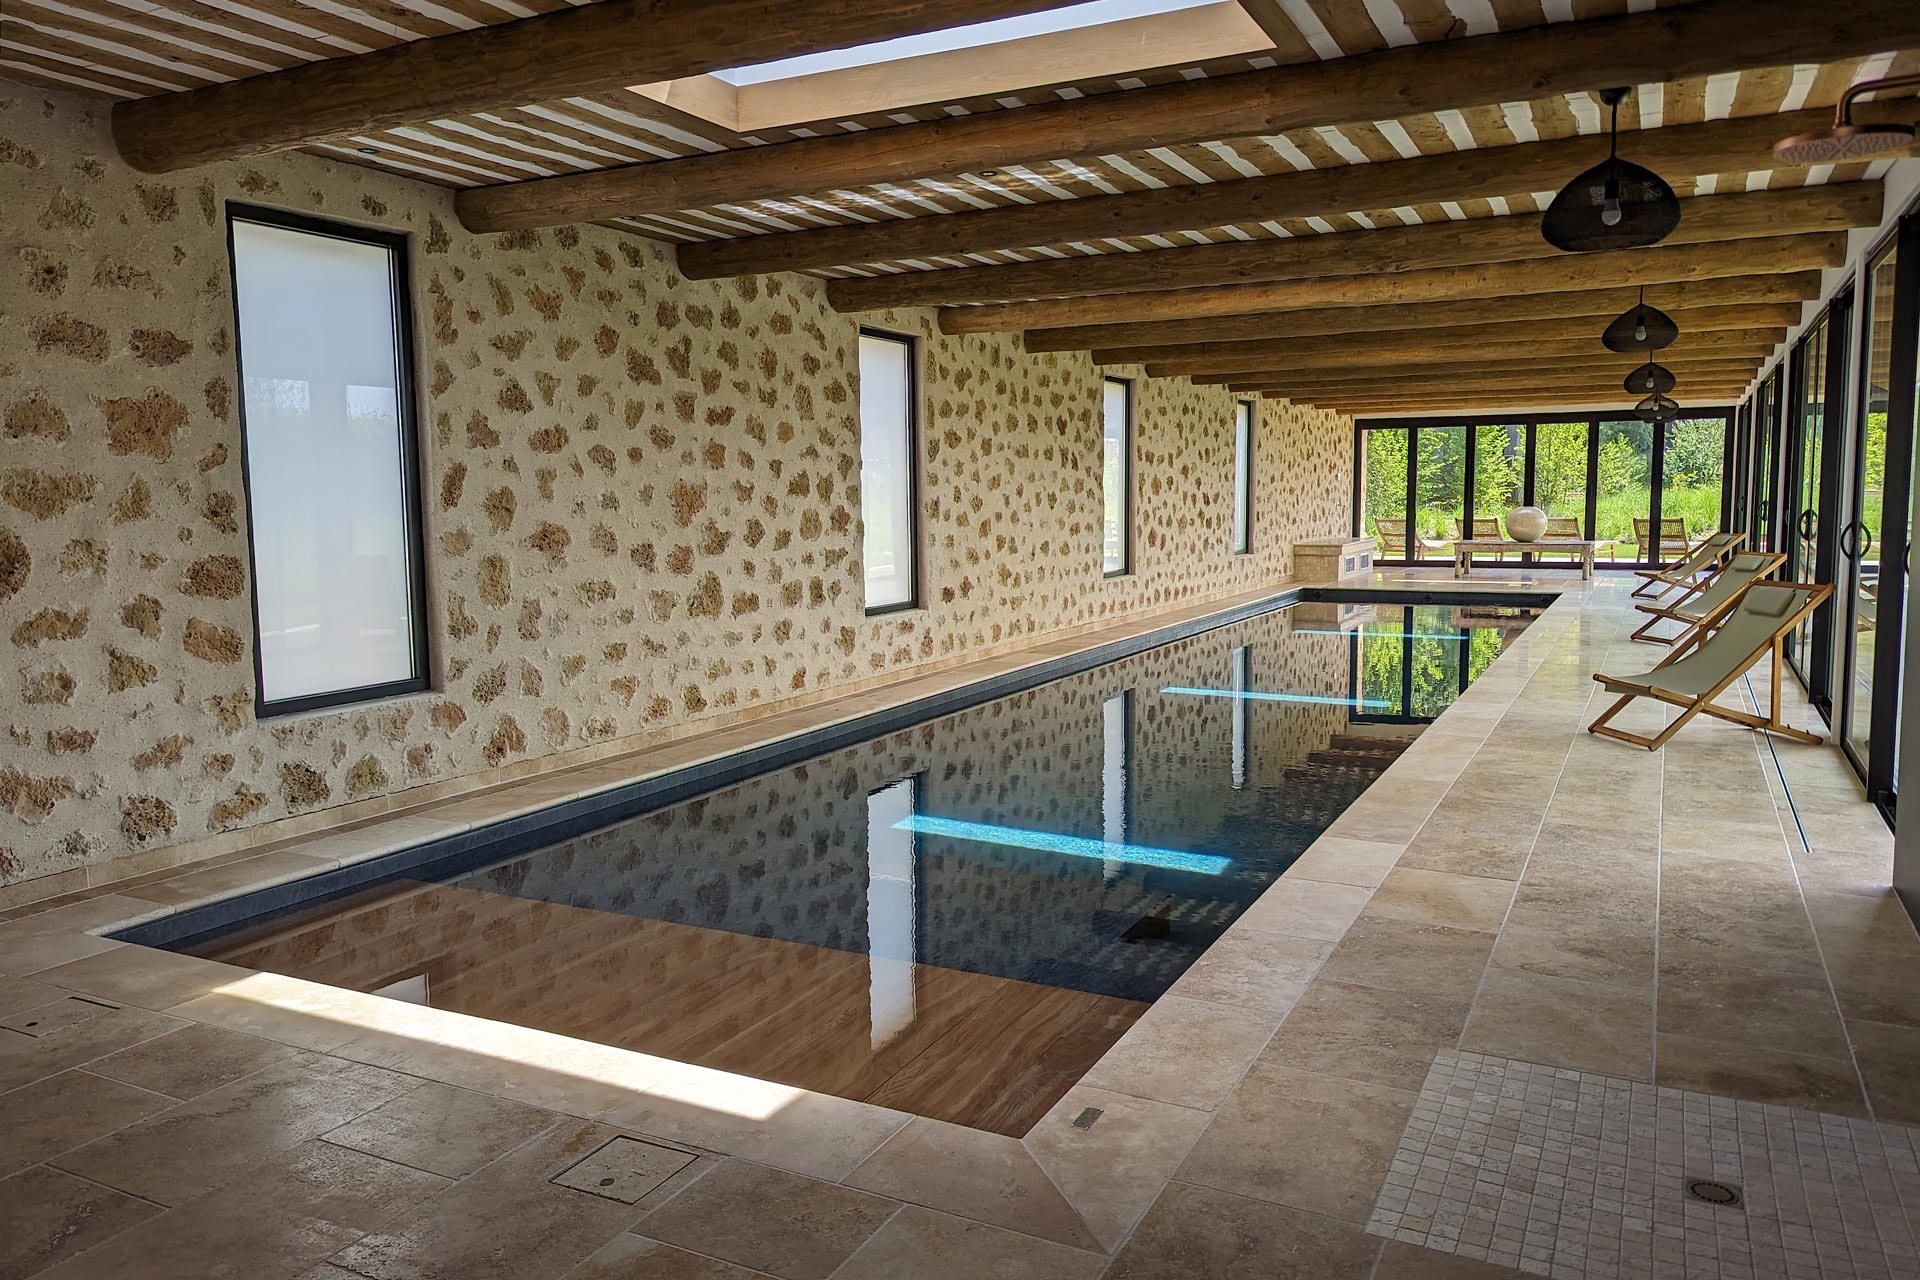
[1839,521,1858,559]
[1799,509,1816,540]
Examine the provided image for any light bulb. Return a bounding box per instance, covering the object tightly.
[1634,319,1647,341]
[1602,174,1623,227]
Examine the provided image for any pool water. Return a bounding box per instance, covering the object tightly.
[183,597,1536,1136]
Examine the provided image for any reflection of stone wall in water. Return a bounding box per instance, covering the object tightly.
[0,85,1355,889]
[473,609,1367,998]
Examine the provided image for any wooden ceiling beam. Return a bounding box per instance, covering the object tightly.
[1319,392,1746,415]
[455,0,1920,232]
[1262,377,1755,404]
[1154,329,1781,378]
[939,235,1846,333]
[1090,305,1796,369]
[823,186,1875,311]
[109,0,1074,172]
[1224,361,1764,395]
[1021,275,1820,353]
[678,106,1902,280]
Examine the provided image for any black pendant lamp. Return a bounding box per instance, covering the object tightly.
[1542,87,1682,253]
[1625,360,1676,396]
[1602,287,1680,352]
[1635,392,1679,423]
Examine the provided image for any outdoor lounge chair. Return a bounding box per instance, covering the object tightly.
[1633,516,1693,563]
[1528,516,1616,561]
[1630,530,1745,599]
[1588,580,1834,751]
[1373,518,1449,559]
[1629,550,1784,644]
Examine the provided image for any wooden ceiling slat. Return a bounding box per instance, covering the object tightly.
[1300,0,1390,57]
[1233,363,1766,394]
[0,53,142,95]
[2,16,217,91]
[1222,353,1766,386]
[7,1,257,81]
[824,186,1876,311]
[1231,0,1322,61]
[453,0,1920,231]
[674,106,1853,280]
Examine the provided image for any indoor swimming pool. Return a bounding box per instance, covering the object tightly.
[153,594,1540,1136]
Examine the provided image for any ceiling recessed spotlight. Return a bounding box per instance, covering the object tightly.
[978,169,1001,177]
[357,146,381,155]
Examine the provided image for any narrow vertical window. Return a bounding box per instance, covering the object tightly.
[228,206,427,716]
[859,331,918,613]
[1233,401,1254,554]
[1103,377,1133,576]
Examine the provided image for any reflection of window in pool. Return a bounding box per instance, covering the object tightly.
[1102,691,1132,879]
[866,778,918,1050]
[1230,646,1250,791]
[371,972,430,1006]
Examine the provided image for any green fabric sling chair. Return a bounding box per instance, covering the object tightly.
[1629,550,1785,645]
[1630,530,1745,599]
[1589,580,1834,751]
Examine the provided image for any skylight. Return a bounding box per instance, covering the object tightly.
[714,0,1220,86]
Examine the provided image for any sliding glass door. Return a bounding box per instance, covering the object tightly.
[1784,292,1853,702]
[1841,216,1920,820]
[1356,413,1730,568]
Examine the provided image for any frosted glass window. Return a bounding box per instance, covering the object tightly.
[1104,378,1132,575]
[1233,401,1253,554]
[859,332,918,612]
[230,212,426,714]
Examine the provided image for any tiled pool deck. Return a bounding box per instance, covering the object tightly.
[0,570,1911,1279]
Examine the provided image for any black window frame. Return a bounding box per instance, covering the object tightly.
[856,326,924,617]
[225,202,432,720]
[1351,408,1734,570]
[1232,399,1255,556]
[1103,376,1135,578]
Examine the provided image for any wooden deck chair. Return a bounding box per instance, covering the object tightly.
[1630,550,1784,644]
[1588,580,1834,750]
[1631,531,1745,599]
[1374,518,1446,559]
[1467,517,1504,560]
[1531,517,1585,559]
[1633,516,1693,562]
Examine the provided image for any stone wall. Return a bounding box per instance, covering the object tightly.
[0,82,1355,890]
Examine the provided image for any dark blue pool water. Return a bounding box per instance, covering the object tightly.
[182,595,1537,1133]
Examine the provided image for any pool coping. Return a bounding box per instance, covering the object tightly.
[0,571,1593,1264]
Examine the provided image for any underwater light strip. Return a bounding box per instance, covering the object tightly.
[1160,686,1394,709]
[894,815,1231,875]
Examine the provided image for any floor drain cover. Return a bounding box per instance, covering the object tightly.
[1685,1179,1742,1208]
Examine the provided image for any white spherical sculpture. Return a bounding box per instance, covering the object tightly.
[1505,506,1549,543]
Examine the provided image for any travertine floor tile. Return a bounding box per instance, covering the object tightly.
[1460,968,1652,1079]
[846,1117,1099,1250]
[1235,878,1371,941]
[0,1068,173,1178]
[1655,956,1851,1059]
[1365,868,1516,933]
[637,1159,897,1280]
[0,1164,162,1278]
[1845,1018,1920,1124]
[1281,837,1404,888]
[0,999,184,1094]
[52,1051,415,1205]
[1258,979,1470,1091]
[322,1080,557,1178]
[568,1234,765,1279]
[1022,1084,1210,1252]
[1163,932,1328,1013]
[832,1205,1102,1280]
[1316,915,1495,1002]
[329,1120,647,1280]
[1374,1241,1531,1278]
[1652,1032,1867,1115]
[1177,1062,1413,1223]
[1489,908,1655,987]
[1105,1181,1380,1279]
[84,1021,300,1099]
[39,1139,447,1280]
[29,945,256,1011]
[1077,995,1280,1112]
